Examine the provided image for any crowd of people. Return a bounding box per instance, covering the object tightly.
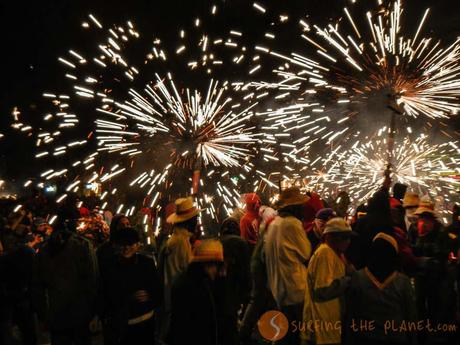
[0,177,460,345]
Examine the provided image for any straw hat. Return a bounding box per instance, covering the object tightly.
[402,192,420,208]
[276,187,309,210]
[166,197,203,224]
[323,217,357,236]
[414,197,436,216]
[191,239,224,263]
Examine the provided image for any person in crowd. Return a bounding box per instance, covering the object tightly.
[101,227,161,345]
[303,191,325,229]
[239,207,277,345]
[0,231,37,345]
[391,183,408,208]
[103,208,113,225]
[167,239,227,345]
[96,214,131,345]
[348,181,419,274]
[402,192,420,234]
[346,233,417,345]
[264,187,311,344]
[448,203,460,235]
[333,191,351,218]
[447,203,460,258]
[258,206,277,234]
[33,226,98,345]
[303,217,356,345]
[448,204,460,332]
[306,208,336,253]
[158,197,202,340]
[240,193,262,253]
[219,217,251,345]
[97,214,130,274]
[411,197,456,345]
[390,183,409,231]
[348,186,393,269]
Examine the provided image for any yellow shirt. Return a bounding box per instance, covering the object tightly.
[303,243,345,345]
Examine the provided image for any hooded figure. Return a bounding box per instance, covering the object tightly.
[347,187,419,274]
[302,192,325,228]
[347,187,393,269]
[346,233,417,345]
[390,183,408,230]
[239,193,262,251]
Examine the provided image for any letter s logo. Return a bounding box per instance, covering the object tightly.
[258,310,289,341]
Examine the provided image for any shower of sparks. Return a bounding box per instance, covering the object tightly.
[306,0,460,120]
[251,0,460,146]
[309,127,460,221]
[30,12,303,229]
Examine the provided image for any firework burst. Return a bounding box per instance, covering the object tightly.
[309,127,459,221]
[308,0,460,120]
[30,10,302,230]
[251,0,460,147]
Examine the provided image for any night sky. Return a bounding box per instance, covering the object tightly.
[1,0,459,181]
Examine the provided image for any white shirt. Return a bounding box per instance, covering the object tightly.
[264,215,312,307]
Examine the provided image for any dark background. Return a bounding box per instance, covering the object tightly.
[1,0,459,181]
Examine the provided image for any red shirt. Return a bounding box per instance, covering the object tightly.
[240,211,260,245]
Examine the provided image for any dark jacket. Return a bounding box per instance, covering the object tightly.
[32,232,98,331]
[411,222,451,277]
[220,233,251,309]
[347,188,393,269]
[101,253,161,337]
[346,270,417,345]
[167,264,227,345]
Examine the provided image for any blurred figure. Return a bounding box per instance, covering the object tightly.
[333,191,351,218]
[447,203,460,258]
[402,192,420,234]
[265,187,311,345]
[103,208,113,225]
[239,207,277,345]
[391,183,408,207]
[97,214,130,276]
[158,197,201,341]
[411,197,456,345]
[167,239,227,345]
[390,183,409,230]
[303,218,356,345]
[306,208,336,253]
[96,214,130,345]
[219,217,251,345]
[240,193,262,253]
[258,206,277,234]
[303,192,325,229]
[101,227,161,345]
[33,227,98,345]
[1,231,37,345]
[346,233,417,345]
[347,187,393,269]
[348,185,419,275]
